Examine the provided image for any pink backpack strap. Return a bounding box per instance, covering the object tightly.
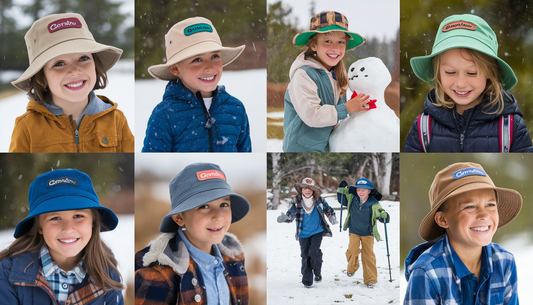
[417,113,431,152]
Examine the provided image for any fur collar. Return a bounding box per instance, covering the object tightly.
[142,231,244,275]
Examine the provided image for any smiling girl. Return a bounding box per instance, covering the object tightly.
[403,14,533,152]
[283,11,369,152]
[9,13,134,152]
[0,169,124,304]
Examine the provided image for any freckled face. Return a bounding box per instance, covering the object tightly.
[169,51,223,98]
[310,31,347,70]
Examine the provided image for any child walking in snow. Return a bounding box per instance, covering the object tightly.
[277,178,338,288]
[142,17,252,152]
[282,11,371,152]
[403,14,533,152]
[0,169,124,304]
[337,178,389,288]
[135,163,250,304]
[404,162,521,304]
[10,13,134,152]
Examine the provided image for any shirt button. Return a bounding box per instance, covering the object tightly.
[206,265,210,269]
[102,137,108,144]
[62,283,68,289]
[191,278,198,286]
[194,294,201,302]
[214,259,218,264]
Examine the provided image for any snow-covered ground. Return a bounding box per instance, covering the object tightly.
[0,214,134,295]
[135,69,267,153]
[267,198,400,304]
[0,59,135,152]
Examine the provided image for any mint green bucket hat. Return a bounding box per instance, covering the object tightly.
[293,11,365,51]
[410,14,517,90]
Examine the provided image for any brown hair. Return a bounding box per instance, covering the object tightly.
[28,54,109,104]
[0,210,123,291]
[432,48,505,114]
[303,33,349,97]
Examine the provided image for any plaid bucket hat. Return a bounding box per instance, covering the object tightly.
[410,14,517,90]
[148,17,246,81]
[293,11,365,50]
[14,169,119,238]
[11,13,123,92]
[294,177,323,197]
[159,163,250,233]
[419,162,522,241]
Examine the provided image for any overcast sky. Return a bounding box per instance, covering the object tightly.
[267,0,399,41]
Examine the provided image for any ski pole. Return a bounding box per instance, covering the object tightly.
[339,192,343,232]
[383,221,393,282]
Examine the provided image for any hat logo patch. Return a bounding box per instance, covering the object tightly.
[197,170,226,181]
[442,21,477,32]
[184,23,213,36]
[48,18,82,33]
[47,177,79,187]
[357,180,368,185]
[453,168,487,179]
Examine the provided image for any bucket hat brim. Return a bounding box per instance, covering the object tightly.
[159,188,250,233]
[14,195,118,238]
[148,42,245,81]
[293,24,365,51]
[11,39,123,92]
[419,182,522,241]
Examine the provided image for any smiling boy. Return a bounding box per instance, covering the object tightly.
[135,163,250,304]
[142,17,252,152]
[404,162,522,305]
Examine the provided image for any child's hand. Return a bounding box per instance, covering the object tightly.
[328,214,338,225]
[345,93,371,113]
[277,212,289,223]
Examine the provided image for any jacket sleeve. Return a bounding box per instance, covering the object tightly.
[142,104,174,152]
[288,69,347,128]
[0,262,18,304]
[285,200,297,222]
[403,116,425,152]
[321,199,335,216]
[135,266,178,305]
[237,107,252,152]
[510,115,533,152]
[119,112,135,153]
[9,117,31,152]
[404,268,440,305]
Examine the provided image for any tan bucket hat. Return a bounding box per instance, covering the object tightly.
[11,13,123,92]
[294,177,323,197]
[148,17,246,81]
[419,162,522,241]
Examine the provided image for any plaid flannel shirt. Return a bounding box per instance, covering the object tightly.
[284,195,335,240]
[41,246,86,305]
[404,234,518,305]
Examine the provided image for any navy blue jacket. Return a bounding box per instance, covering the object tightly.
[0,251,123,304]
[403,90,533,152]
[142,80,252,152]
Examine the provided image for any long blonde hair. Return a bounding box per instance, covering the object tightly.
[303,32,349,97]
[432,48,505,114]
[0,210,123,291]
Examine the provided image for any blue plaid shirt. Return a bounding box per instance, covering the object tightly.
[40,247,86,305]
[404,234,518,305]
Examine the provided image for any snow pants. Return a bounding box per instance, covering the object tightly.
[346,233,377,284]
[299,233,323,286]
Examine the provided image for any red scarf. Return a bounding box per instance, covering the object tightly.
[351,90,376,109]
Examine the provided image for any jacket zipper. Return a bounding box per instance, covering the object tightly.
[196,91,214,152]
[69,115,79,152]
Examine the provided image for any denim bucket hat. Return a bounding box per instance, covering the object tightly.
[14,169,119,238]
[419,162,522,241]
[410,14,517,90]
[159,163,251,233]
[293,11,365,51]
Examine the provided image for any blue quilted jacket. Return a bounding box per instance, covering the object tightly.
[403,89,533,152]
[142,80,252,152]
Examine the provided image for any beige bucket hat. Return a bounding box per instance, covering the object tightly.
[419,162,522,241]
[294,177,323,197]
[11,13,123,92]
[148,17,245,81]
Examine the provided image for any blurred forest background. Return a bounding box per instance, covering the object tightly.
[0,0,134,94]
[267,153,400,210]
[400,0,533,149]
[400,153,533,263]
[0,153,134,230]
[134,0,267,79]
[267,0,400,140]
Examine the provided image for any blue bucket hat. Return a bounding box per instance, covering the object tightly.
[159,163,251,233]
[354,178,375,190]
[14,169,119,238]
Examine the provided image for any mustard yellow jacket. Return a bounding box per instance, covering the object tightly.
[9,96,134,152]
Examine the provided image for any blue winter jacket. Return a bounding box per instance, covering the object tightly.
[0,250,123,304]
[142,80,252,152]
[403,89,533,152]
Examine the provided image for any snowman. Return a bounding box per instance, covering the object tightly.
[329,57,399,152]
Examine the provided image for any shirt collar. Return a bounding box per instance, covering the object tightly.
[177,228,224,269]
[444,234,492,279]
[40,246,86,283]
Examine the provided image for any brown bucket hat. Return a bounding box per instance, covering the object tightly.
[419,162,522,241]
[148,17,245,81]
[294,177,323,197]
[11,13,123,92]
